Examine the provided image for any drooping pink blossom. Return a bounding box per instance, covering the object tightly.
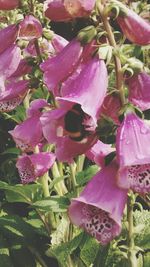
[0,24,19,54]
[44,0,96,21]
[41,57,107,162]
[116,111,150,194]
[117,6,150,45]
[68,161,127,244]
[86,140,115,167]
[40,39,83,95]
[19,15,42,41]
[9,99,48,152]
[9,59,32,79]
[16,152,56,184]
[0,0,19,10]
[127,72,150,111]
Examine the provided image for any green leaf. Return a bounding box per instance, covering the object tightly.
[32,196,70,212]
[0,181,42,204]
[80,236,99,266]
[46,232,84,267]
[0,234,13,267]
[0,147,20,155]
[76,165,99,186]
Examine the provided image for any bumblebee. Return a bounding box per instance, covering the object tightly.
[64,104,88,141]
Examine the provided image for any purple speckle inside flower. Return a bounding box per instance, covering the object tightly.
[18,157,35,184]
[81,204,117,245]
[0,97,21,112]
[127,164,150,194]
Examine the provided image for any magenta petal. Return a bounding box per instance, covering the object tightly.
[116,112,150,193]
[10,59,32,79]
[0,0,19,10]
[16,152,56,184]
[64,0,96,17]
[0,45,21,79]
[0,80,29,112]
[44,0,73,21]
[0,24,18,54]
[40,39,83,94]
[127,72,150,111]
[51,33,69,53]
[19,15,42,40]
[68,161,127,244]
[117,9,150,45]
[86,140,115,167]
[57,57,108,124]
[27,99,48,118]
[9,115,43,152]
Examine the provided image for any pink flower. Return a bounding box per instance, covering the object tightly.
[44,0,96,21]
[86,140,115,167]
[68,161,127,244]
[116,112,150,194]
[100,93,121,125]
[0,0,19,10]
[41,57,107,162]
[40,39,83,95]
[16,152,56,184]
[0,24,19,54]
[117,7,150,45]
[51,33,69,53]
[127,72,150,111]
[9,99,48,152]
[19,15,42,41]
[9,59,32,79]
[0,80,29,112]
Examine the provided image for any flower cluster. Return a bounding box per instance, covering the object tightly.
[1,0,150,247]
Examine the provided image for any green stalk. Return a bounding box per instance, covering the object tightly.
[51,162,68,196]
[127,192,137,267]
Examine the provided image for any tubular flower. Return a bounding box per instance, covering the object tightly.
[86,140,115,167]
[41,57,107,162]
[0,0,19,10]
[44,0,96,21]
[19,15,43,40]
[116,112,150,194]
[40,39,83,95]
[0,24,19,54]
[116,3,150,45]
[68,161,127,245]
[9,99,48,152]
[16,152,56,184]
[127,72,150,111]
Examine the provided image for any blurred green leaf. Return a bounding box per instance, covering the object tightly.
[76,165,99,186]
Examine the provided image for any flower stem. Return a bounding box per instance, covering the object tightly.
[98,3,126,106]
[51,162,68,195]
[127,192,137,267]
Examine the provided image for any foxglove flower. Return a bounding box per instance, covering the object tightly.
[101,93,121,125]
[116,3,150,45]
[10,59,32,79]
[0,80,29,112]
[9,99,48,152]
[127,72,150,111]
[19,15,42,40]
[51,33,69,53]
[24,39,55,57]
[44,0,96,21]
[41,57,107,162]
[86,140,115,167]
[16,152,56,184]
[0,24,18,54]
[68,161,127,244]
[40,39,83,95]
[116,112,150,194]
[0,0,19,10]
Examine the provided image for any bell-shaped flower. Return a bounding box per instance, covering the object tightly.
[0,0,19,10]
[0,24,18,54]
[9,59,32,79]
[68,161,127,245]
[0,80,29,112]
[16,152,56,184]
[19,15,42,41]
[24,39,55,57]
[127,72,150,111]
[40,39,83,95]
[9,99,48,152]
[86,140,115,167]
[117,5,150,45]
[116,111,150,194]
[100,92,121,125]
[41,57,107,162]
[51,33,69,53]
[44,0,96,21]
